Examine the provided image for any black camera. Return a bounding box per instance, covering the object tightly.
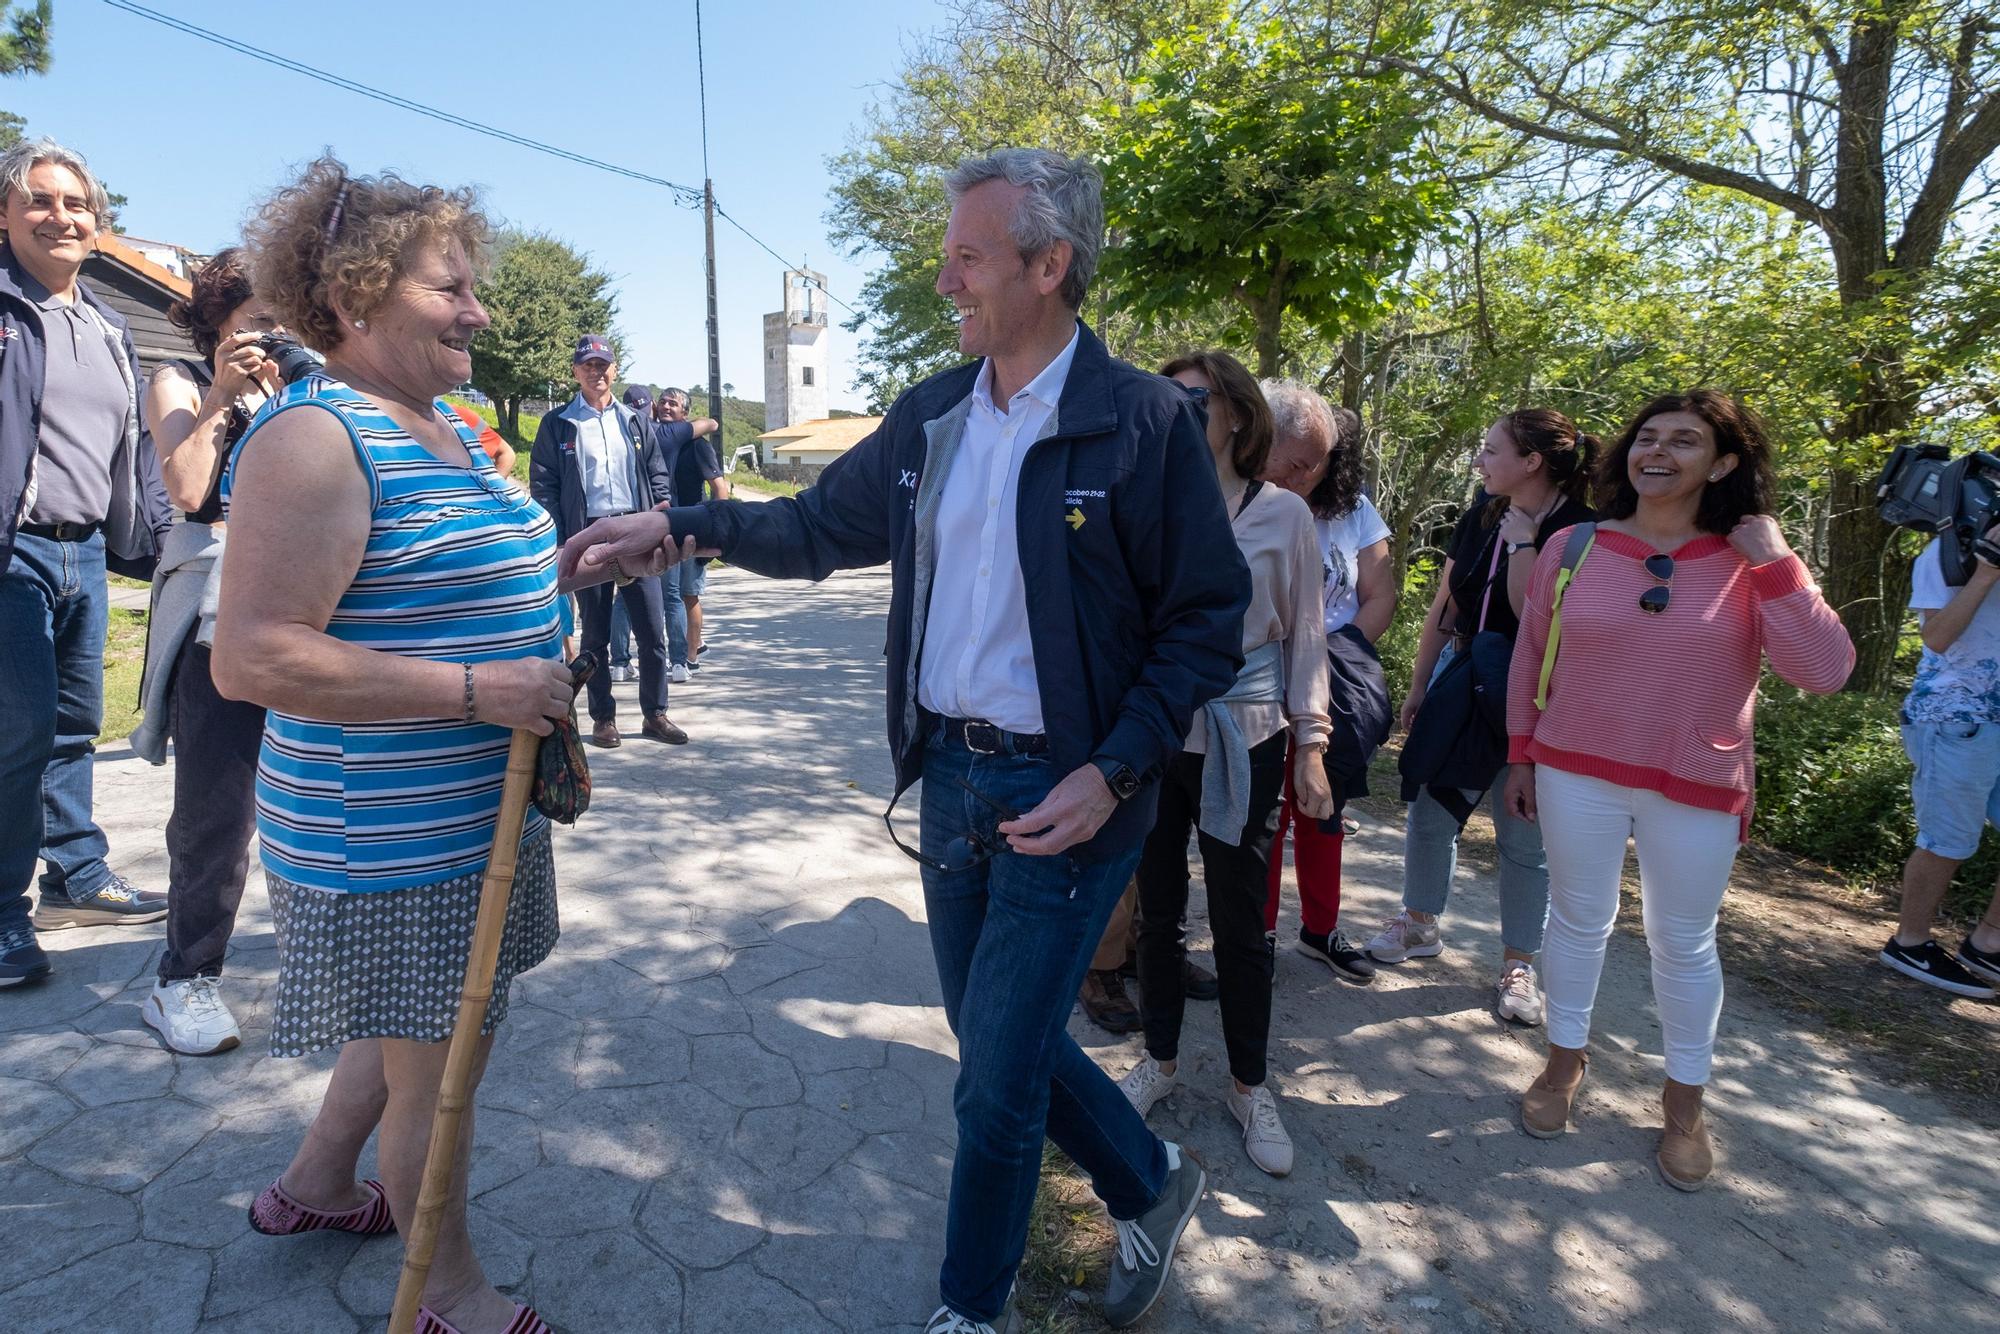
[1875,442,2000,585]
[254,332,322,386]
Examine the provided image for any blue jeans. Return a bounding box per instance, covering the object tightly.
[660,562,690,665]
[608,594,633,667]
[1401,646,1550,954]
[918,729,1167,1323]
[1,530,112,929]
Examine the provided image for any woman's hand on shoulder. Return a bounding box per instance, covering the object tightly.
[1727,514,1792,566]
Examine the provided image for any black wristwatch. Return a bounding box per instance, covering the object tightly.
[1505,539,1533,555]
[1091,756,1143,802]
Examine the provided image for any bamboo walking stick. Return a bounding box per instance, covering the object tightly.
[389,726,542,1334]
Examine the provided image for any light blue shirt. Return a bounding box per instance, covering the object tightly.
[561,395,641,518]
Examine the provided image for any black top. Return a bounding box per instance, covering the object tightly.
[1442,494,1596,641]
[657,420,724,507]
[167,358,247,526]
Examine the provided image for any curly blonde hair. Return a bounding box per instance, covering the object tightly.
[244,155,489,354]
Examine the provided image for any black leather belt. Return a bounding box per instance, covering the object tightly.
[18,521,100,542]
[935,715,1049,756]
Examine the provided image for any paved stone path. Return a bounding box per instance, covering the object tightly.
[3,563,1996,1332]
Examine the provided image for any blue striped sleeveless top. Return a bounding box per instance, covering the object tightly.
[225,376,563,893]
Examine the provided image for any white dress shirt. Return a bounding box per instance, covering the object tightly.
[561,395,640,518]
[916,327,1081,734]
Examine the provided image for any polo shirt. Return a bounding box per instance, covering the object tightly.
[22,271,127,526]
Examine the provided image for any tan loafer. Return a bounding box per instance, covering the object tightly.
[1521,1046,1588,1138]
[1657,1079,1714,1191]
[590,719,621,748]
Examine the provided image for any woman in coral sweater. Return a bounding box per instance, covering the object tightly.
[1501,390,1853,1190]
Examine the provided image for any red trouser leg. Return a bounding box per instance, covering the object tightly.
[1265,743,1346,937]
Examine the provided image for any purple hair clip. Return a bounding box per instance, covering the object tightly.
[322,183,351,245]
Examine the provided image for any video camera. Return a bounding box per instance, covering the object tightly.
[1875,442,2000,586]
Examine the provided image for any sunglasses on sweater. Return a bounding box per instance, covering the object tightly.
[1640,553,1674,615]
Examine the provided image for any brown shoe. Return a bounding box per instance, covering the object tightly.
[1079,969,1141,1033]
[590,719,621,748]
[643,712,689,744]
[1657,1079,1714,1191]
[1521,1045,1588,1138]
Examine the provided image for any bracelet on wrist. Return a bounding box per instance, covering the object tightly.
[461,663,477,722]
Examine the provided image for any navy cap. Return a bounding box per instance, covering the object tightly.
[573,333,614,365]
[622,384,653,411]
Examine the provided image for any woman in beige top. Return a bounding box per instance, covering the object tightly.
[1116,351,1333,1179]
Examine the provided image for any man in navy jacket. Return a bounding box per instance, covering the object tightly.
[563,150,1248,1331]
[1,139,173,988]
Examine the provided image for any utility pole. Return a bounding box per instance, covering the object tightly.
[703,178,722,433]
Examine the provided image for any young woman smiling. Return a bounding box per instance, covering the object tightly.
[1502,390,1853,1190]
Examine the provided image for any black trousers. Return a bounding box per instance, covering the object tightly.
[1135,729,1288,1088]
[161,639,265,981]
[578,575,668,720]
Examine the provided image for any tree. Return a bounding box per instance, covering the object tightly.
[0,1,49,76]
[469,233,618,440]
[1099,15,1451,376]
[1368,0,2000,690]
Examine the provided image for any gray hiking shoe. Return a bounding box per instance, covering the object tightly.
[1102,1141,1205,1328]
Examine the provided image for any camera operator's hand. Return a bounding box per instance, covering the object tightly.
[1727,514,1793,567]
[1975,521,2000,575]
[209,329,275,402]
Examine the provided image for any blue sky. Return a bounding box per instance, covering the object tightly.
[5,0,953,409]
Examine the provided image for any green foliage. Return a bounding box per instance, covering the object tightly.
[0,1,50,77]
[1753,682,1995,921]
[1098,15,1450,375]
[469,232,618,439]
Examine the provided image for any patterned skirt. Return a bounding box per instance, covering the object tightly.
[265,832,559,1058]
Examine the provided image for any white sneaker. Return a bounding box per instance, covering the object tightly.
[143,977,241,1055]
[1496,961,1546,1025]
[1365,910,1443,963]
[1226,1083,1294,1177]
[608,663,634,683]
[670,663,691,684]
[1118,1054,1178,1118]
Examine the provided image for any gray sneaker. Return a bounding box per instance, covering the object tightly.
[923,1295,1020,1333]
[1102,1141,1205,1328]
[33,874,167,930]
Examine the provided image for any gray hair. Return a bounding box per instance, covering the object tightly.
[945,149,1102,310]
[0,137,110,221]
[1260,379,1336,448]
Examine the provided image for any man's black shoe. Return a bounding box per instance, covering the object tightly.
[1116,954,1220,1000]
[0,924,51,987]
[1297,927,1377,984]
[1879,937,1997,999]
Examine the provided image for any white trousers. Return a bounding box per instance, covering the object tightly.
[1535,767,1740,1085]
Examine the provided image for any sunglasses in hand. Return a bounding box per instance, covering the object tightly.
[884,778,1023,873]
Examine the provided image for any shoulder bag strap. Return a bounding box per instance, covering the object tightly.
[1474,526,1505,633]
[1534,522,1597,710]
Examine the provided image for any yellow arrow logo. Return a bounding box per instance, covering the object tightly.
[1066,507,1086,532]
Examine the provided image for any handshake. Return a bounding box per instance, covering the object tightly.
[555,509,718,595]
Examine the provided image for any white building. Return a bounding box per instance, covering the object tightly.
[762,268,830,431]
[757,416,883,481]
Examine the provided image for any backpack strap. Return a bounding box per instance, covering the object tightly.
[1534,522,1597,711]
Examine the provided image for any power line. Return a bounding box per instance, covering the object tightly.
[99,0,868,326]
[101,0,706,203]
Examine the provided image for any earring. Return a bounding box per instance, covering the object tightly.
[353,319,366,330]
[1707,471,1720,481]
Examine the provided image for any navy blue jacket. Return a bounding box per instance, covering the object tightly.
[0,243,172,579]
[666,323,1251,859]
[529,395,674,545]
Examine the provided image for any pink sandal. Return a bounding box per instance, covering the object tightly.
[247,1175,396,1236]
[416,1303,553,1334]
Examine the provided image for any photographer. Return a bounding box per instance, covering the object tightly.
[131,248,285,1053]
[1880,527,2000,999]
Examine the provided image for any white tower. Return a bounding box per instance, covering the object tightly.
[762,268,829,432]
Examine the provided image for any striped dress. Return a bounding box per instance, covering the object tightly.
[226,378,565,1055]
[226,376,563,892]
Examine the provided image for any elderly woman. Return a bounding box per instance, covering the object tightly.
[131,250,284,1056]
[1117,351,1334,1179]
[211,158,570,1334]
